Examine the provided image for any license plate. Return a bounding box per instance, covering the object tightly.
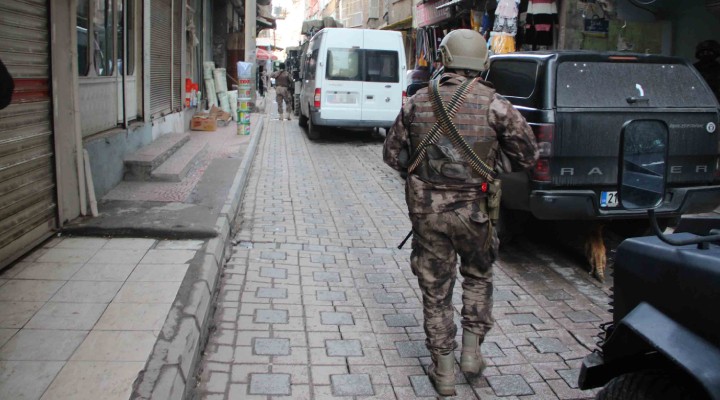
[328,93,357,104]
[600,191,619,208]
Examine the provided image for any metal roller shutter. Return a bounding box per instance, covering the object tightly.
[0,0,57,269]
[150,0,183,117]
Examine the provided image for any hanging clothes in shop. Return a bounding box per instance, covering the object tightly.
[525,0,557,49]
[491,0,519,54]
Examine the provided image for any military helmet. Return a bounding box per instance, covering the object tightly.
[438,29,488,72]
[696,40,720,60]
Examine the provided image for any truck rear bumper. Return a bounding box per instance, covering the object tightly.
[529,185,720,220]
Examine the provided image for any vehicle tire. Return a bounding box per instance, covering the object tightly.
[298,112,308,128]
[306,116,321,140]
[597,370,707,400]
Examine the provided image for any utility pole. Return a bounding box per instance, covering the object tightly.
[244,0,258,109]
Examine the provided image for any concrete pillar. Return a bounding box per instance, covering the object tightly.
[244,0,258,108]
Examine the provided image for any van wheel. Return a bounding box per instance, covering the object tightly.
[597,371,707,400]
[298,112,308,128]
[307,117,321,140]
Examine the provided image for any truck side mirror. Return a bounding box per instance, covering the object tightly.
[619,120,668,210]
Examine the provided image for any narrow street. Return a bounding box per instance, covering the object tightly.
[193,107,612,399]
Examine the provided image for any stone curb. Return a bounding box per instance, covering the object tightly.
[130,115,267,400]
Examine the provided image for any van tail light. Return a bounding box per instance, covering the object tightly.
[402,91,407,106]
[532,159,551,182]
[531,123,553,182]
[314,88,321,108]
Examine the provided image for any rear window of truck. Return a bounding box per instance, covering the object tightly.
[485,60,539,98]
[326,48,399,83]
[556,61,717,108]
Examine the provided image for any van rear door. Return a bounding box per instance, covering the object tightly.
[322,29,363,121]
[360,30,404,125]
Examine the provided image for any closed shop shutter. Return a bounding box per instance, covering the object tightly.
[150,0,182,117]
[0,0,57,268]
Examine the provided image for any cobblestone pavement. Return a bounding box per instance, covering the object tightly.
[195,116,611,399]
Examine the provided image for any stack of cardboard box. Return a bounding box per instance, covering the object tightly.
[190,106,232,131]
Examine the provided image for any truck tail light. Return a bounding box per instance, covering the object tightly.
[532,159,551,182]
[314,88,321,108]
[531,123,554,157]
[402,91,407,106]
[531,123,553,182]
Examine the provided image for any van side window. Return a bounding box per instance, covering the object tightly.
[306,49,319,80]
[365,50,398,83]
[486,60,538,98]
[327,48,361,81]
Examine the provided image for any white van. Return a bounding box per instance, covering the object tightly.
[298,28,407,139]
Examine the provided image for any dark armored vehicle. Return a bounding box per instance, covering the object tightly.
[578,119,720,400]
[485,51,720,278]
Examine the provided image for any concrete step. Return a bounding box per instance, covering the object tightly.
[124,133,190,181]
[151,139,208,182]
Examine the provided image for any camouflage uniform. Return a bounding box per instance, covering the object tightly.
[383,72,538,355]
[272,70,293,115]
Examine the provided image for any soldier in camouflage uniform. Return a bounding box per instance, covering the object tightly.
[383,29,538,396]
[272,63,294,120]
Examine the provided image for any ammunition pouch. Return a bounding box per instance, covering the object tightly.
[487,179,502,224]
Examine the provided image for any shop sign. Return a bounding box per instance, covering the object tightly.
[416,0,453,27]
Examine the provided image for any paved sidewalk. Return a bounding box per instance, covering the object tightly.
[194,114,610,398]
[0,237,200,400]
[1,102,269,399]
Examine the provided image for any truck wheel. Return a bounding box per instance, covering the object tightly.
[597,371,706,400]
[306,117,321,140]
[298,112,308,128]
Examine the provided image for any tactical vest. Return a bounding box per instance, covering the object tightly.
[275,71,291,88]
[409,78,499,185]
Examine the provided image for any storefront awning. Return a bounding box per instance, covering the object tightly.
[256,47,278,61]
[380,16,413,31]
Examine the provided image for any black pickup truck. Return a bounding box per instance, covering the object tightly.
[485,52,720,230]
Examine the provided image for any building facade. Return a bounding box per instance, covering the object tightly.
[0,0,271,269]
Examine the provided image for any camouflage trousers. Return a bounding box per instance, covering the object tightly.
[276,86,291,114]
[409,202,498,355]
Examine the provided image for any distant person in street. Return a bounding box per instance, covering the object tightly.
[694,39,720,102]
[272,63,294,120]
[383,29,538,396]
[0,58,14,109]
[258,65,266,97]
